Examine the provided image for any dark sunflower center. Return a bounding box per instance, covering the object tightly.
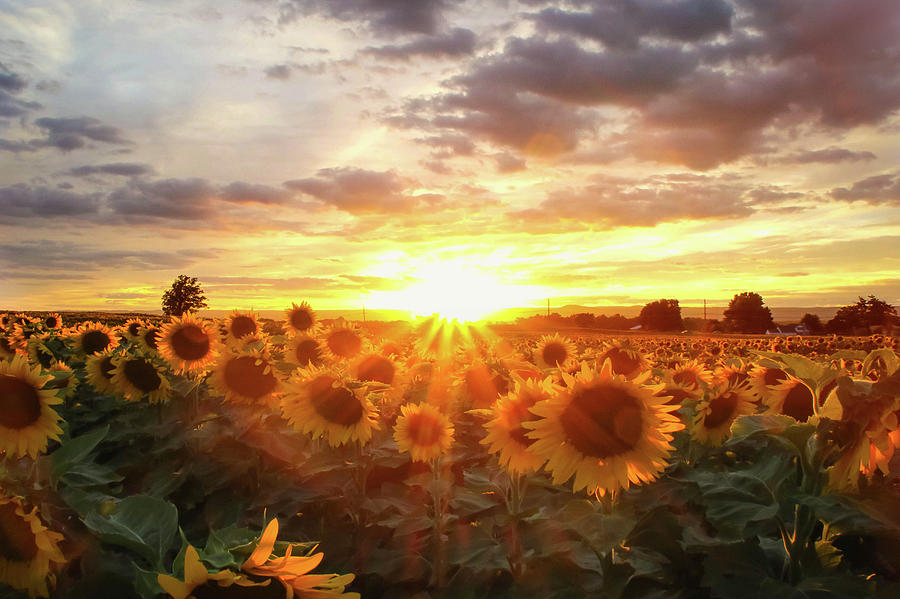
[0,502,39,562]
[82,330,112,355]
[703,391,739,429]
[327,329,362,358]
[560,384,643,458]
[128,322,142,336]
[124,359,162,393]
[293,339,321,366]
[143,329,159,349]
[781,383,815,422]
[763,368,788,386]
[603,348,641,377]
[657,386,694,405]
[36,348,54,369]
[290,309,313,331]
[356,355,395,384]
[171,325,211,361]
[0,374,42,429]
[223,356,277,399]
[725,369,749,385]
[407,411,443,447]
[541,342,568,367]
[506,398,538,448]
[0,337,11,353]
[44,316,58,328]
[100,357,115,379]
[230,316,257,339]
[308,375,364,425]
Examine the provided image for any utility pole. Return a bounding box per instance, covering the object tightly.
[703,299,707,321]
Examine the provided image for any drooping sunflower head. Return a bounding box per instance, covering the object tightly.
[85,351,119,395]
[534,334,576,371]
[73,323,117,357]
[526,361,684,497]
[284,333,324,368]
[595,341,650,380]
[284,301,317,334]
[0,355,64,459]
[282,366,380,447]
[110,353,171,404]
[766,375,817,423]
[158,314,218,374]
[692,382,757,445]
[209,349,281,406]
[0,494,66,599]
[223,311,261,347]
[323,322,366,361]
[481,376,556,475]
[394,402,454,463]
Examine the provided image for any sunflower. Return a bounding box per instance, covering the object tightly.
[73,323,117,357]
[158,315,218,374]
[394,402,454,462]
[282,367,380,447]
[138,325,162,354]
[121,318,147,343]
[533,334,576,370]
[85,351,119,394]
[284,302,317,335]
[668,359,713,392]
[0,494,66,599]
[459,360,510,409]
[654,382,698,405]
[284,334,324,369]
[158,545,264,599]
[223,311,261,347]
[481,376,556,475]
[766,375,817,422]
[0,335,16,359]
[0,356,64,459]
[0,313,11,330]
[40,314,62,331]
[26,336,58,372]
[209,349,281,406]
[692,382,757,445]
[594,341,650,379]
[323,322,365,362]
[110,353,171,404]
[747,365,790,401]
[525,361,683,497]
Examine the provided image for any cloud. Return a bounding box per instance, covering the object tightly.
[219,181,293,205]
[831,172,900,205]
[415,132,475,157]
[780,147,877,164]
[65,162,156,177]
[107,178,217,220]
[0,65,27,93]
[362,27,477,61]
[264,64,292,79]
[33,117,131,151]
[284,167,423,213]
[495,152,526,173]
[278,0,460,36]
[0,184,100,217]
[0,240,220,271]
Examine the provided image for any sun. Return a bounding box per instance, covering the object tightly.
[368,261,527,322]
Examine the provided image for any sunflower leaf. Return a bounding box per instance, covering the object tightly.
[50,425,110,489]
[83,494,179,570]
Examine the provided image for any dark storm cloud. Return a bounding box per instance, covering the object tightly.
[284,167,425,213]
[0,89,41,119]
[66,162,156,177]
[780,148,877,165]
[0,240,219,271]
[0,184,100,217]
[362,27,477,61]
[0,65,27,92]
[33,117,131,151]
[831,172,900,205]
[278,0,460,36]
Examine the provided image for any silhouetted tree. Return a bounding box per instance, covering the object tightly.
[161,275,208,317]
[722,292,774,334]
[639,299,683,331]
[826,296,897,334]
[800,313,824,334]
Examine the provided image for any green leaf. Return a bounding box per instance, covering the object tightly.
[729,414,796,445]
[83,494,179,570]
[59,462,123,488]
[132,562,165,599]
[50,425,109,488]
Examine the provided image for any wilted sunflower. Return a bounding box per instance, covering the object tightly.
[223,311,261,347]
[282,367,380,447]
[0,494,66,599]
[85,351,119,394]
[692,382,757,445]
[595,341,650,379]
[525,361,683,497]
[323,322,365,361]
[209,349,281,405]
[158,315,218,374]
[481,376,556,475]
[72,323,117,357]
[766,375,817,422]
[284,301,317,334]
[0,355,64,458]
[394,402,454,462]
[284,334,324,368]
[110,354,171,404]
[534,334,576,370]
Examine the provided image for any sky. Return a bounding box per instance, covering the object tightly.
[1,0,899,318]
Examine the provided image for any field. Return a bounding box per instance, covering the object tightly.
[1,310,899,599]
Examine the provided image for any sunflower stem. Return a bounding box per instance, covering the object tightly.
[430,456,447,590]
[507,472,525,579]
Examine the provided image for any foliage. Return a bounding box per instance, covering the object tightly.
[160,275,208,317]
[723,292,775,334]
[801,313,825,334]
[638,299,683,331]
[827,296,897,334]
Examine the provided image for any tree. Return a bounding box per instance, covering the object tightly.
[826,296,897,334]
[722,292,774,334]
[639,299,683,331]
[161,275,208,317]
[800,313,824,334]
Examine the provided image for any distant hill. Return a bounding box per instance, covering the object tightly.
[494,304,840,324]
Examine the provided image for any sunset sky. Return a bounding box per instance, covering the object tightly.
[2,0,899,317]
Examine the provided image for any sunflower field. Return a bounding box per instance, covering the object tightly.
[1,307,899,599]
